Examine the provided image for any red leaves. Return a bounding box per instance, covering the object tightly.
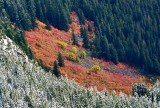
[25,13,152,95]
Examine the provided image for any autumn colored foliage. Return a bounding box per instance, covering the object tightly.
[25,12,152,95]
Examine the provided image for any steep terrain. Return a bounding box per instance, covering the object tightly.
[1,0,160,107]
[0,29,160,108]
[25,12,154,94]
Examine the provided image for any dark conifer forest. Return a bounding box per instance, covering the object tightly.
[1,0,160,75]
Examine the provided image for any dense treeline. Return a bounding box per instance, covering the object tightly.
[1,0,160,74]
[74,0,160,75]
[0,0,71,31]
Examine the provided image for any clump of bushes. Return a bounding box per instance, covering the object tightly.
[36,43,41,47]
[67,52,76,61]
[57,41,68,48]
[71,68,77,74]
[72,46,77,54]
[91,65,101,73]
[79,51,87,59]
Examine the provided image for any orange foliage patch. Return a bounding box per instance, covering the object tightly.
[25,12,152,95]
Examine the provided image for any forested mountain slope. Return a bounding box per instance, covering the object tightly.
[24,18,154,95]
[1,0,160,74]
[0,31,160,108]
[1,0,160,107]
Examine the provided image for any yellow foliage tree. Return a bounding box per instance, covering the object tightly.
[68,52,76,61]
[57,41,68,48]
[72,46,77,54]
[91,65,101,73]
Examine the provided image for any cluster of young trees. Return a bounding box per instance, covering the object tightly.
[1,0,160,74]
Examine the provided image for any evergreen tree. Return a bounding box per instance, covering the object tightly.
[15,10,22,29]
[88,22,92,32]
[59,7,69,31]
[153,57,160,75]
[1,10,14,40]
[0,0,4,12]
[26,0,36,28]
[101,37,110,60]
[45,20,51,30]
[35,0,44,22]
[14,2,32,30]
[64,4,72,24]
[81,27,89,49]
[72,30,78,45]
[53,61,60,78]
[116,38,125,62]
[58,52,65,67]
[110,45,119,64]
[77,9,85,25]
[93,34,101,58]
[27,47,34,59]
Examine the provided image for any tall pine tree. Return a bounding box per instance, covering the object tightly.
[53,61,61,78]
[88,22,92,32]
[26,0,36,28]
[81,27,89,49]
[58,52,65,67]
[72,30,78,45]
[59,7,69,32]
[110,45,119,65]
[77,9,85,25]
[101,37,110,60]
